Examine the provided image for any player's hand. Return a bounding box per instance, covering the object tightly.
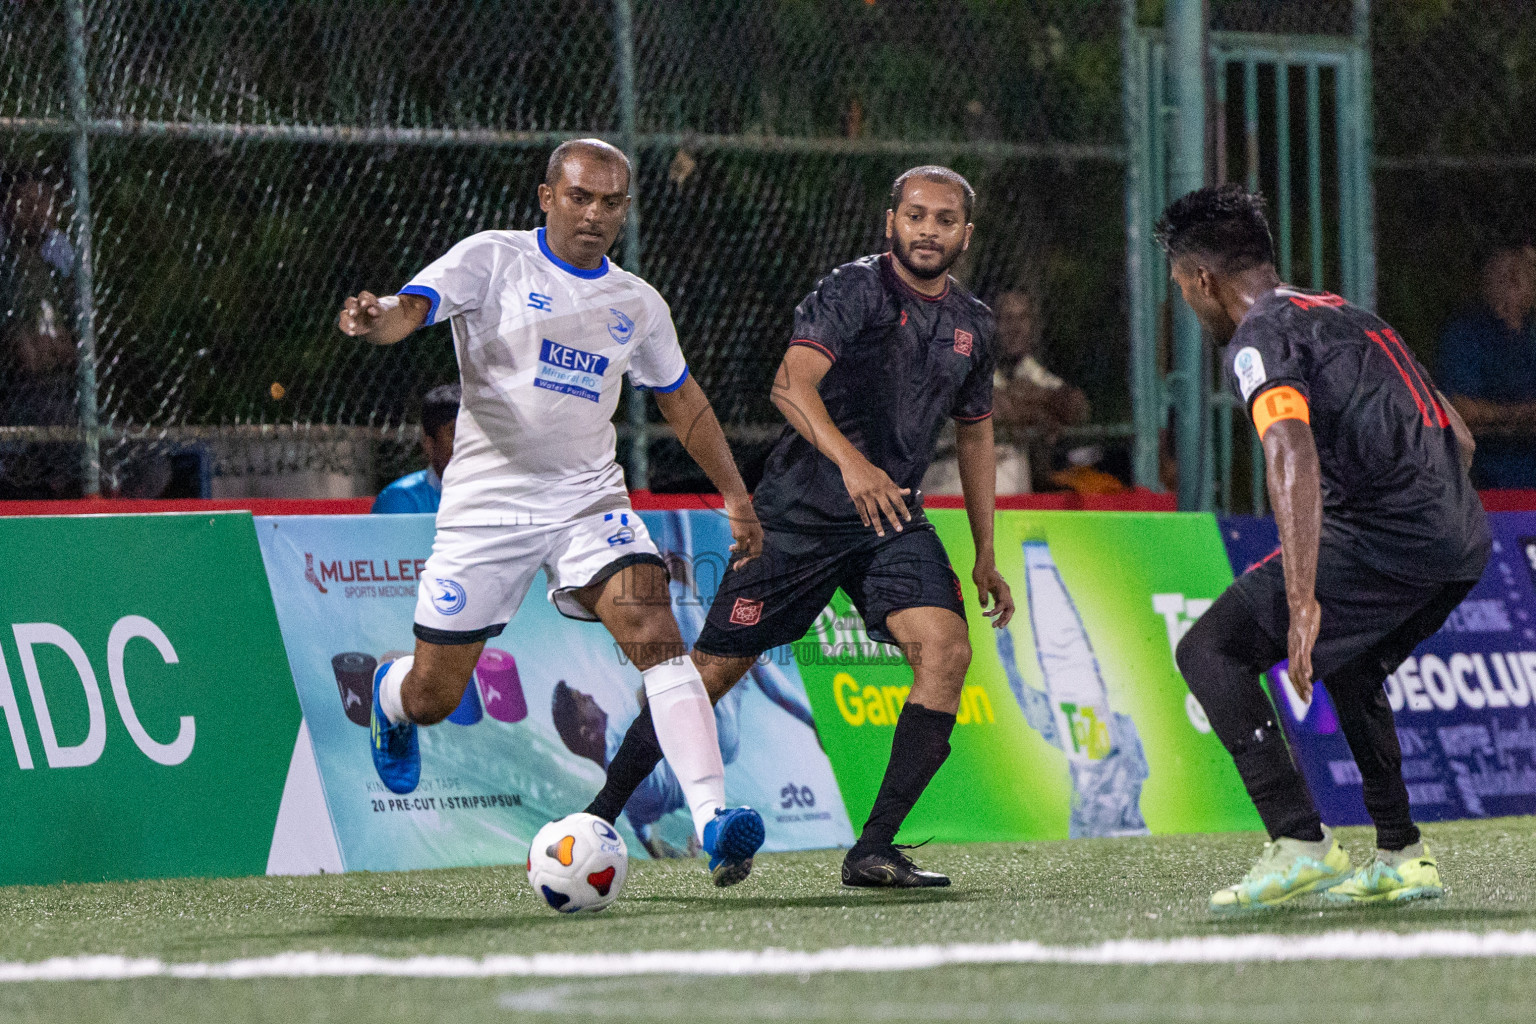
[840,457,911,537]
[338,290,397,338]
[973,558,1014,628]
[1287,595,1322,702]
[724,494,763,569]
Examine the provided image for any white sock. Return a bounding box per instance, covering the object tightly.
[642,658,726,842]
[379,656,414,725]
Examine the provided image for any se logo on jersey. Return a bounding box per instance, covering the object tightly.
[1234,346,1267,401]
[953,328,974,356]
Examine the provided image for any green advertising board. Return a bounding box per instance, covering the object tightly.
[796,511,1262,843]
[0,513,301,884]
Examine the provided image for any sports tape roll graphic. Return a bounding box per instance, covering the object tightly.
[331,652,376,727]
[476,648,527,724]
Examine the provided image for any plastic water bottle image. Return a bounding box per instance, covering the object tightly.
[1004,538,1150,838]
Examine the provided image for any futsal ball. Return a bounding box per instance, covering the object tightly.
[527,813,628,913]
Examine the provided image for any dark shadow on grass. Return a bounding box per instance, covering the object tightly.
[271,914,582,941]
[622,889,981,911]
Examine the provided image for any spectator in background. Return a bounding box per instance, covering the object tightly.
[923,288,1093,495]
[1437,243,1536,488]
[372,384,460,513]
[0,169,78,498]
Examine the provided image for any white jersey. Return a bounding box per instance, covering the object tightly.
[400,228,688,528]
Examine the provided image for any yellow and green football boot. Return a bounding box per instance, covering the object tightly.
[1210,832,1352,913]
[1325,843,1443,904]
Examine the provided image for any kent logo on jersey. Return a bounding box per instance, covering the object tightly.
[536,339,610,402]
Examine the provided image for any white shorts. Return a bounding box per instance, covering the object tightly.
[413,509,664,644]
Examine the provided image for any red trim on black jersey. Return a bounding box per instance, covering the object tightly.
[953,410,993,423]
[788,338,837,362]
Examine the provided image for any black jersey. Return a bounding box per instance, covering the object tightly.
[751,253,995,535]
[1226,287,1489,584]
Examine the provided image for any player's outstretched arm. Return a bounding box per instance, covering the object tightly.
[771,346,911,537]
[337,290,430,346]
[1262,416,1323,699]
[653,376,763,568]
[955,416,1013,627]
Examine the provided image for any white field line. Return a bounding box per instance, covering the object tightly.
[5,929,1536,983]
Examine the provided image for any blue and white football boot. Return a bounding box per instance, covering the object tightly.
[702,806,765,887]
[370,659,421,795]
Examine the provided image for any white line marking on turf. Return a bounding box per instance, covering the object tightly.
[6,930,1536,983]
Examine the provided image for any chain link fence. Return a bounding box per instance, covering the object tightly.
[1,0,1129,499]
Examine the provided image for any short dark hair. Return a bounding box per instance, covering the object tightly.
[889,165,975,221]
[421,383,460,437]
[545,138,631,190]
[1155,184,1275,275]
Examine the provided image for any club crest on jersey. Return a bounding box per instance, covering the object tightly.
[729,598,764,626]
[608,308,636,344]
[535,339,610,402]
[953,328,974,356]
[1234,346,1267,401]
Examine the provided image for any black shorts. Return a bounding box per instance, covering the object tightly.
[693,523,965,659]
[1226,541,1478,679]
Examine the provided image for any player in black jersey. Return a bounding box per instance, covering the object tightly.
[1159,185,1489,912]
[582,166,1015,888]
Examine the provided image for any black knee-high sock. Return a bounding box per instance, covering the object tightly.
[1329,671,1420,851]
[584,705,665,824]
[1176,596,1325,843]
[855,702,956,850]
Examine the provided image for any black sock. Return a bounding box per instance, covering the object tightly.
[855,702,956,850]
[584,704,665,823]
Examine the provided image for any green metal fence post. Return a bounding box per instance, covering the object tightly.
[1353,0,1377,311]
[614,0,648,491]
[1166,0,1209,511]
[1122,0,1160,491]
[64,0,101,496]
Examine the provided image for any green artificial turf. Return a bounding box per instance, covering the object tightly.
[2,818,1535,1023]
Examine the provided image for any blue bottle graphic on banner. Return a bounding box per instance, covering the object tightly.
[1000,538,1150,838]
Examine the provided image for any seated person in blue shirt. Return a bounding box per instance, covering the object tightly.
[372,384,459,513]
[1437,243,1536,488]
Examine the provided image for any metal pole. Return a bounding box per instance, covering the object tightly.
[64,0,101,496]
[1166,0,1208,511]
[1121,0,1159,491]
[1353,0,1377,311]
[613,0,648,491]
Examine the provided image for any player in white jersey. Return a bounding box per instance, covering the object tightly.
[336,140,767,885]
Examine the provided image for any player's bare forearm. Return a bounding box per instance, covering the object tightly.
[771,347,863,469]
[772,345,910,535]
[955,416,998,558]
[655,377,750,503]
[1263,416,1323,692]
[1439,390,1476,475]
[655,376,763,565]
[955,414,1014,626]
[338,291,430,346]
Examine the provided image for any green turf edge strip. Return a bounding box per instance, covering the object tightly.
[7,930,1536,981]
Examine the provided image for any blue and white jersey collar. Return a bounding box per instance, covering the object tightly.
[537,227,609,280]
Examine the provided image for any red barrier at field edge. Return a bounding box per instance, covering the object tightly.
[4,488,1531,516]
[0,488,1178,516]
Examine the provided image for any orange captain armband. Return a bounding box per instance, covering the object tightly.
[1251,386,1310,438]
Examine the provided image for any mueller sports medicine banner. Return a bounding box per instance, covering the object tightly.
[256,512,853,873]
[1221,514,1536,824]
[799,511,1264,844]
[0,513,304,886]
